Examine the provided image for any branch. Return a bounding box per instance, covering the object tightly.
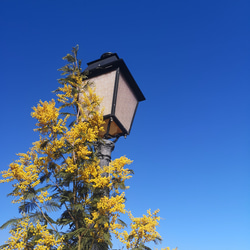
[34,200,57,232]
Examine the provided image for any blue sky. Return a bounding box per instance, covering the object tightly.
[1,0,249,249]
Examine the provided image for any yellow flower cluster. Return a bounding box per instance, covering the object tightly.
[78,160,100,183]
[97,193,126,214]
[31,135,67,175]
[57,74,87,105]
[31,99,59,133]
[89,156,132,191]
[78,85,105,134]
[85,193,127,243]
[0,150,40,203]
[104,156,132,191]
[109,157,133,179]
[99,193,127,231]
[57,83,73,104]
[64,157,78,173]
[66,120,98,145]
[0,146,53,204]
[83,156,133,241]
[2,217,30,250]
[51,116,69,135]
[36,191,52,204]
[30,221,64,250]
[3,217,64,250]
[113,209,161,249]
[77,144,92,160]
[79,85,102,118]
[49,137,67,154]
[56,76,105,146]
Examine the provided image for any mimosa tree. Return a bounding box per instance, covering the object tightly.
[0,46,176,250]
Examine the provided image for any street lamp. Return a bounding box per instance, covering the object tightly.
[83,53,145,250]
[84,52,145,139]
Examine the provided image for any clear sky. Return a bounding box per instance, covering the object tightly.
[1,0,249,249]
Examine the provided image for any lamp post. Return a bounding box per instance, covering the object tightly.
[83,53,145,250]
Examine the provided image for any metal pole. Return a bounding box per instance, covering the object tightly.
[91,139,115,250]
[96,139,115,169]
[96,139,115,197]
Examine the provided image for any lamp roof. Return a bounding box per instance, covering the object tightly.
[84,53,145,102]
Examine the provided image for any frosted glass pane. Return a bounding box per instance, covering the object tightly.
[89,70,116,116]
[115,73,138,132]
[99,119,123,138]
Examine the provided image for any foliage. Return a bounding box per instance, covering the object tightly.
[0,46,175,250]
[1,215,64,250]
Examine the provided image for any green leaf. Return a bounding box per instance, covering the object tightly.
[0,217,21,229]
[60,112,76,117]
[18,201,37,213]
[62,54,75,63]
[117,218,127,228]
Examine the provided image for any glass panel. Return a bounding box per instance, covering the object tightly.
[108,120,123,137]
[89,70,116,116]
[115,73,138,133]
[99,119,123,138]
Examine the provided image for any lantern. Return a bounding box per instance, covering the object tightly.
[84,52,145,139]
